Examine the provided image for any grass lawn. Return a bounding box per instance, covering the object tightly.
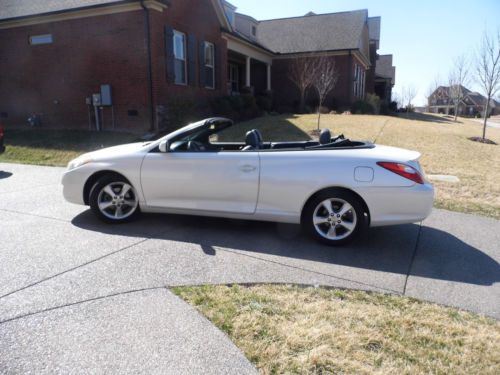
[173,284,500,375]
[223,113,500,219]
[0,128,139,166]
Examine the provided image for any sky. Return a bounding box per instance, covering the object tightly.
[228,0,500,105]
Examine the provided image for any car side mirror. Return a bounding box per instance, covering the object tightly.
[159,140,170,153]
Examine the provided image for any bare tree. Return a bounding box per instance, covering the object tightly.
[448,55,470,121]
[426,75,442,112]
[401,85,418,113]
[311,56,339,130]
[475,30,500,139]
[288,57,316,113]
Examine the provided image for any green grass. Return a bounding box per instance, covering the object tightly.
[0,128,139,166]
[173,284,500,375]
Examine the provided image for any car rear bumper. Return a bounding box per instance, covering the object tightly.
[357,183,434,226]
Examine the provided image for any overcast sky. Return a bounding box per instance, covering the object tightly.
[229,0,500,105]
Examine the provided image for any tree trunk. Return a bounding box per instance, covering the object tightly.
[454,102,458,122]
[299,90,306,113]
[482,98,490,140]
[316,96,323,131]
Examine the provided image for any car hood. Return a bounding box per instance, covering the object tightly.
[82,142,148,160]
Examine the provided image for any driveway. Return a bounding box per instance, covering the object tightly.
[1,162,499,374]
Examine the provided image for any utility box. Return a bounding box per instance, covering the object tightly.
[92,93,101,106]
[100,84,112,106]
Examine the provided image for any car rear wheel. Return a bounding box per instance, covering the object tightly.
[89,175,140,223]
[303,189,366,246]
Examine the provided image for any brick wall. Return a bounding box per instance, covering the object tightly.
[0,0,227,132]
[0,11,150,131]
[148,0,228,130]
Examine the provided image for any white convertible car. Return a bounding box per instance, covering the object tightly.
[63,118,433,245]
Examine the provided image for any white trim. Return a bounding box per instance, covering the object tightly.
[173,30,187,86]
[204,41,215,89]
[223,32,273,64]
[245,56,251,87]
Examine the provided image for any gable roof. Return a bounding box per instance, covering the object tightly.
[0,0,126,21]
[368,16,380,41]
[375,54,395,84]
[257,9,368,54]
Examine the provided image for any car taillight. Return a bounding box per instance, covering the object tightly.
[0,126,3,137]
[377,161,424,184]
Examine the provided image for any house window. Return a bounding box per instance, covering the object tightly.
[251,25,257,36]
[173,30,187,85]
[29,34,53,45]
[204,42,215,89]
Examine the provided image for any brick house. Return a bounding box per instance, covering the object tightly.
[428,85,500,117]
[0,0,395,132]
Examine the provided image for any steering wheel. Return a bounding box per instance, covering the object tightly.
[187,141,206,151]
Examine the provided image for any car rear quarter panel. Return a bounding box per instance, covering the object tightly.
[256,149,432,224]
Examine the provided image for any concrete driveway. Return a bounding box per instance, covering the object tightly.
[1,162,499,374]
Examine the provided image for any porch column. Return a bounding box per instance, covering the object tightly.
[266,63,272,91]
[245,56,251,87]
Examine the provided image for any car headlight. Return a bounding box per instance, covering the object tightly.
[67,157,93,170]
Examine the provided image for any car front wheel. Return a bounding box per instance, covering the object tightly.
[303,189,366,246]
[89,175,140,223]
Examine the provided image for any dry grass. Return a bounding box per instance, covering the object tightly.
[232,113,500,218]
[173,284,500,375]
[0,128,139,166]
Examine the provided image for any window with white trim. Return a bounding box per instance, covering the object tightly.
[173,30,187,85]
[29,34,53,45]
[204,42,215,89]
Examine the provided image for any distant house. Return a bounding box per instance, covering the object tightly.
[0,0,396,132]
[428,85,500,117]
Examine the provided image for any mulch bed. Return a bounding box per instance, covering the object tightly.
[468,136,497,145]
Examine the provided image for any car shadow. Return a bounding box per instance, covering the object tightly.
[71,210,499,286]
[0,171,13,179]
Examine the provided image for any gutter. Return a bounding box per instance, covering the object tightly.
[0,0,134,23]
[140,0,156,133]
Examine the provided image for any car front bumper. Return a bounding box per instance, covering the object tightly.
[61,167,91,205]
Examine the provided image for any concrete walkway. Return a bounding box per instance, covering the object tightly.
[1,163,499,373]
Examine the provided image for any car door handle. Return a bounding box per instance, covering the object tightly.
[239,165,257,172]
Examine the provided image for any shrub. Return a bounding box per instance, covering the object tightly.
[366,94,381,114]
[256,91,273,112]
[388,101,398,112]
[210,94,262,121]
[165,97,199,131]
[350,100,375,114]
[315,105,330,114]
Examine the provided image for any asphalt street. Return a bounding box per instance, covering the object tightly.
[0,162,499,374]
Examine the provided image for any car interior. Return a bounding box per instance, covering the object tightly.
[164,119,372,153]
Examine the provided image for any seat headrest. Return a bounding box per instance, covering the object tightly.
[245,130,260,148]
[253,129,263,143]
[319,128,331,145]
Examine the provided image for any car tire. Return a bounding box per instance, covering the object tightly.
[89,175,140,223]
[303,188,366,246]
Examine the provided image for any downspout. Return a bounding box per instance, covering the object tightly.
[140,0,156,133]
[348,50,353,105]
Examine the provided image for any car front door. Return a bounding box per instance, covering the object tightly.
[140,150,260,214]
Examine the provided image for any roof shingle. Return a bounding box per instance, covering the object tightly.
[257,9,368,54]
[0,0,126,21]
